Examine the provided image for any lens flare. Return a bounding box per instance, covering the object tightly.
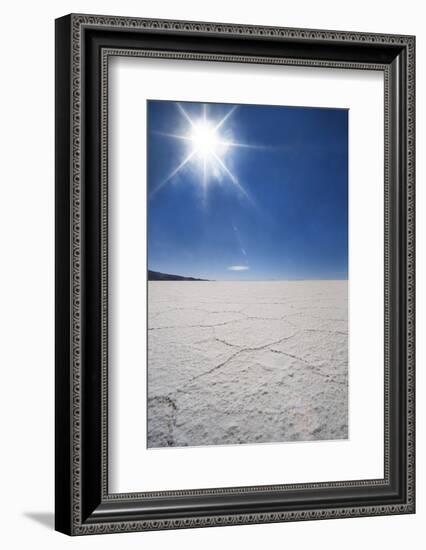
[150,103,262,203]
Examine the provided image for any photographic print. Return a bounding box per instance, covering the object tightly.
[147,100,348,448]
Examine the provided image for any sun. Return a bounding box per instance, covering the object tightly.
[190,120,220,159]
[150,102,256,203]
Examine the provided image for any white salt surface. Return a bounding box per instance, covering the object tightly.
[147,281,348,448]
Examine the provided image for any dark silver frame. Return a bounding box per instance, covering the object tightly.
[55,14,415,535]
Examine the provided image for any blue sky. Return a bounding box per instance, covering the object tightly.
[147,100,348,281]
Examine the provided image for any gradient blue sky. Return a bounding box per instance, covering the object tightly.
[147,100,348,281]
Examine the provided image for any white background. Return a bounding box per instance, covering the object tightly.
[110,58,384,492]
[0,0,423,549]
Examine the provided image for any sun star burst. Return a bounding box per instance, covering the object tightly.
[150,103,254,202]
[191,120,220,158]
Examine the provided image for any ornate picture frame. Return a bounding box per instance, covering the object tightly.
[55,13,415,535]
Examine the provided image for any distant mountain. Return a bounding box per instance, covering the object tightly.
[148,270,208,282]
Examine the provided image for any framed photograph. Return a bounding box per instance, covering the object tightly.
[55,14,415,535]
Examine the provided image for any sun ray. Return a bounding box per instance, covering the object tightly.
[219,140,269,150]
[213,105,238,131]
[202,155,208,202]
[149,149,197,198]
[153,131,193,142]
[212,152,252,201]
[177,103,196,127]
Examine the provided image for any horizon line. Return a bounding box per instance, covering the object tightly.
[147,268,348,282]
[148,278,349,282]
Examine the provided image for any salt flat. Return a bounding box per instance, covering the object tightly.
[147,281,348,448]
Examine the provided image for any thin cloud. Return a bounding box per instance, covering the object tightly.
[227,265,249,271]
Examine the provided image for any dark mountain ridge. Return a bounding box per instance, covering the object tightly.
[148,270,208,281]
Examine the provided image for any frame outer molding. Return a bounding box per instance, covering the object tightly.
[55,13,415,535]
